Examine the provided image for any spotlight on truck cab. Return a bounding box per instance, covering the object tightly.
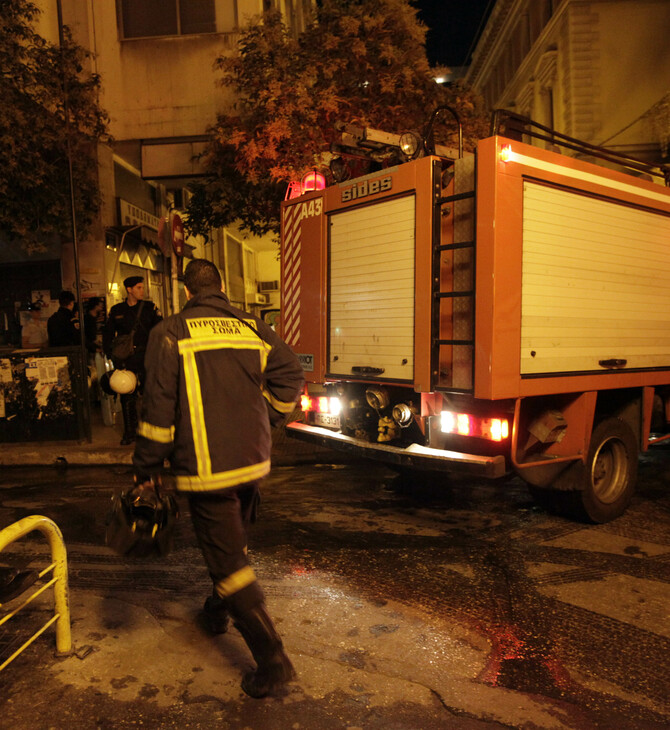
[399,131,422,160]
[329,156,350,183]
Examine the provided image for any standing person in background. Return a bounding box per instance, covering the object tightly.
[84,297,104,362]
[132,259,304,698]
[7,303,22,347]
[84,297,105,405]
[103,276,162,445]
[47,291,78,347]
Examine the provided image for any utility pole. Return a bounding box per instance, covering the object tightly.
[56,0,91,442]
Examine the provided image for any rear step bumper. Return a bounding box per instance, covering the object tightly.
[286,422,507,478]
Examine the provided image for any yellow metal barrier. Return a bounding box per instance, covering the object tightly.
[0,515,72,670]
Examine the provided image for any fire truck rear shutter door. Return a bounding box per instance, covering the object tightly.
[521,181,670,375]
[329,195,416,381]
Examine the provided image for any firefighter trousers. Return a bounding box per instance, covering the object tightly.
[187,481,264,614]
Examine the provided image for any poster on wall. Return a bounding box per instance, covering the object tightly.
[31,290,49,308]
[25,356,70,408]
[19,310,49,348]
[0,353,80,442]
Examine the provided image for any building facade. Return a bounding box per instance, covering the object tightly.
[465,0,670,166]
[4,0,312,333]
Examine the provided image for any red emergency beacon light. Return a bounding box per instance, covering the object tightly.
[300,170,326,194]
[285,171,326,200]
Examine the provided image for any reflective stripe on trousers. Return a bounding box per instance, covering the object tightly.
[187,482,264,613]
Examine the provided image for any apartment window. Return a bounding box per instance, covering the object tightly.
[519,13,530,59]
[120,0,216,39]
[528,0,554,44]
[541,87,555,132]
[264,0,312,37]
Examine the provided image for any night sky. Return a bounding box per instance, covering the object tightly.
[413,0,494,68]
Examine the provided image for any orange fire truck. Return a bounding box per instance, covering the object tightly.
[280,110,670,523]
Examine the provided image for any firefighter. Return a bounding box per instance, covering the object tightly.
[132,259,304,698]
[102,276,162,445]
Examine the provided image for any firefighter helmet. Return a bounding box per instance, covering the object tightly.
[109,369,137,394]
[105,482,178,558]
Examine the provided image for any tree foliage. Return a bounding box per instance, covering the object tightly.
[0,0,109,252]
[187,0,488,239]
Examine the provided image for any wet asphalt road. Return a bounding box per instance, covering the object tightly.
[0,445,669,729]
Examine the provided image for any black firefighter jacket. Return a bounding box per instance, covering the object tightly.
[132,291,304,492]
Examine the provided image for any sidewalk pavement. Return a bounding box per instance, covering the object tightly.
[0,405,337,468]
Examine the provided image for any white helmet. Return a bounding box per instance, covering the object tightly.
[109,369,137,394]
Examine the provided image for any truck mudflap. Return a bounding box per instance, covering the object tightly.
[286,422,507,478]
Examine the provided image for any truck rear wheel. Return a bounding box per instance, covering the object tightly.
[530,417,638,523]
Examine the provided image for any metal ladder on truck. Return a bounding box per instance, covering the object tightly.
[431,151,477,393]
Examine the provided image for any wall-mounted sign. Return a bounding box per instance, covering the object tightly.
[119,199,160,230]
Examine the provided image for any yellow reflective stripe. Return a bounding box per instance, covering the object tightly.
[179,337,268,354]
[182,351,211,476]
[262,387,296,414]
[214,565,257,598]
[176,460,271,492]
[137,421,175,443]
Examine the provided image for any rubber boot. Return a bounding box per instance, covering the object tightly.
[232,603,296,698]
[120,395,137,445]
[203,592,230,634]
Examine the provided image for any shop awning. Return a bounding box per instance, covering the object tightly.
[107,224,159,249]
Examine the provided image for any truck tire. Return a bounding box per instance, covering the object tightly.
[530,417,638,523]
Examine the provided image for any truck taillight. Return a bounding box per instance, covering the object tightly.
[489,418,509,442]
[301,395,341,416]
[441,411,509,442]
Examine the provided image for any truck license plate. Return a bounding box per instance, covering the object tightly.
[314,413,340,429]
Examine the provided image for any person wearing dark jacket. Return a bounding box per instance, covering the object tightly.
[47,291,78,347]
[84,297,104,358]
[102,276,162,444]
[132,259,304,698]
